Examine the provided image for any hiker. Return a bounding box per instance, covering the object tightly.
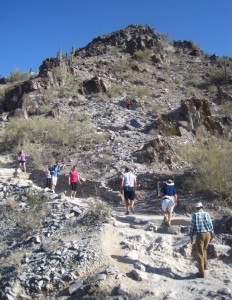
[190,202,214,278]
[45,164,52,189]
[68,166,82,199]
[124,98,132,109]
[18,150,26,172]
[120,167,137,215]
[160,179,178,226]
[50,161,62,193]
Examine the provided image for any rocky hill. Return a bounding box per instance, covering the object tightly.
[0,24,232,299]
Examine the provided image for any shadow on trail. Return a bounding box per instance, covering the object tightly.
[111,254,196,280]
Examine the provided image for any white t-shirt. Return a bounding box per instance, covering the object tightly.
[122,172,136,187]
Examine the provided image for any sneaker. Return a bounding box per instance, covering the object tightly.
[162,216,168,224]
[125,212,130,215]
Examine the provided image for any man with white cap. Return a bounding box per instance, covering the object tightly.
[190,202,214,278]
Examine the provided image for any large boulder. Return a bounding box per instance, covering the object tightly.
[80,76,111,95]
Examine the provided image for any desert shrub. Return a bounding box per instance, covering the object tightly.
[3,115,107,167]
[129,85,151,99]
[84,199,112,218]
[134,49,152,64]
[51,67,79,98]
[7,68,32,83]
[16,194,49,233]
[113,59,134,73]
[179,138,232,201]
[107,83,124,97]
[219,102,232,114]
[164,126,181,136]
[0,87,8,100]
[209,69,232,85]
[207,84,218,93]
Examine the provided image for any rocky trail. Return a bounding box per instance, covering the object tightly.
[0,163,231,299]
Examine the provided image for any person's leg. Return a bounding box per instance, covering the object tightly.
[129,190,135,213]
[73,183,77,199]
[196,233,205,276]
[167,199,175,226]
[203,232,211,270]
[161,199,168,222]
[23,162,26,172]
[130,200,135,213]
[52,176,57,193]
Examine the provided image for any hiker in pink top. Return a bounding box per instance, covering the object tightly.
[68,166,81,199]
[18,150,26,172]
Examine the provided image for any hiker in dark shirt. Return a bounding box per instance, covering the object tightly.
[160,179,178,226]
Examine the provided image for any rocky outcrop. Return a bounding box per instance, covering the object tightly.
[157,98,225,137]
[80,76,111,95]
[173,40,203,56]
[132,136,179,168]
[77,24,163,57]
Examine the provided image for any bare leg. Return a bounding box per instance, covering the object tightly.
[130,200,135,213]
[125,198,129,214]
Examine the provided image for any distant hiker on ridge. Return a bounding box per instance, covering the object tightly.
[124,98,132,109]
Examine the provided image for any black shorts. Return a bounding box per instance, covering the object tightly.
[71,182,77,191]
[124,189,135,201]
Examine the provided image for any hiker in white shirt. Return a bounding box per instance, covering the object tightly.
[120,167,137,215]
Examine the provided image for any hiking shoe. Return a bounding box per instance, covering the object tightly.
[162,216,168,224]
[197,272,204,278]
[166,222,171,227]
[125,212,130,215]
[131,208,135,214]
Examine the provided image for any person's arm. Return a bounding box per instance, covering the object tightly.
[134,178,137,191]
[68,172,71,184]
[77,172,82,184]
[206,213,214,240]
[174,193,178,203]
[120,178,124,194]
[189,214,196,243]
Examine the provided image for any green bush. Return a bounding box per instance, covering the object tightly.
[7,68,32,83]
[219,102,232,114]
[164,126,181,136]
[113,59,134,73]
[134,49,152,64]
[129,85,151,99]
[179,138,232,202]
[3,115,108,167]
[107,83,124,97]
[209,69,232,85]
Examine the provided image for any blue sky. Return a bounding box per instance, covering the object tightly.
[1,0,231,77]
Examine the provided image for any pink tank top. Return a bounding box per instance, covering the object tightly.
[69,171,79,183]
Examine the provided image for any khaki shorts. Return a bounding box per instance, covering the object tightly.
[52,176,58,186]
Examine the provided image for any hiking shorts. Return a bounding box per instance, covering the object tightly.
[124,189,135,201]
[52,176,58,186]
[71,182,77,191]
[162,197,175,213]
